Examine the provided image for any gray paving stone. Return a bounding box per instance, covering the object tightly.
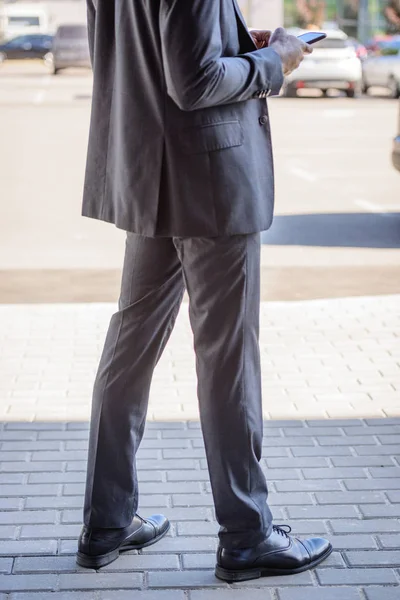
[147,421,187,430]
[283,427,343,437]
[0,540,57,556]
[0,432,37,441]
[316,567,398,585]
[364,418,400,426]
[182,554,215,570]
[141,537,217,553]
[330,456,395,467]
[344,479,400,491]
[343,426,400,436]
[288,521,329,535]
[363,587,400,600]
[0,527,18,540]
[264,457,328,468]
[148,570,228,588]
[138,459,197,470]
[65,442,88,450]
[31,451,87,462]
[37,431,88,440]
[161,430,203,439]
[277,589,360,600]
[302,467,367,479]
[320,551,346,567]
[345,550,400,566]
[359,504,400,518]
[28,472,85,484]
[0,474,25,484]
[354,445,399,456]
[387,491,400,502]
[58,572,143,590]
[140,483,202,494]
[268,492,314,506]
[315,491,386,504]
[26,496,83,510]
[291,447,352,457]
[262,469,300,480]
[0,453,29,462]
[163,449,206,459]
[59,540,78,555]
[330,519,400,534]
[318,436,378,446]
[0,485,59,497]
[177,522,218,537]
[0,498,22,510]
[377,535,400,548]
[172,495,214,507]
[327,535,377,549]
[166,471,210,482]
[1,442,61,452]
[190,591,273,600]
[102,553,179,571]
[287,505,358,519]
[10,593,185,600]
[262,437,316,447]
[20,524,81,539]
[138,495,170,508]
[274,480,342,492]
[0,574,57,592]
[230,571,313,587]
[10,593,186,600]
[0,558,13,574]
[13,556,94,573]
[368,467,400,478]
[141,440,190,449]
[1,462,63,472]
[0,511,57,525]
[5,423,64,431]
[377,435,400,445]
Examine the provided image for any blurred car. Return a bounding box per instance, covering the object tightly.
[0,34,53,63]
[50,24,90,75]
[362,39,400,98]
[283,30,362,98]
[393,100,400,172]
[365,35,400,55]
[347,38,368,61]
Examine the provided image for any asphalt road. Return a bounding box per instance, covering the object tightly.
[0,61,399,301]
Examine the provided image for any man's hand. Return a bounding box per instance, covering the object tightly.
[250,29,272,49]
[269,27,312,76]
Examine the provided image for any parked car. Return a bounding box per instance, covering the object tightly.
[362,39,400,98]
[393,100,400,172]
[0,34,52,63]
[283,30,362,98]
[347,38,368,61]
[50,24,90,75]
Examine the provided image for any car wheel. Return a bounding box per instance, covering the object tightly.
[388,76,400,99]
[361,80,369,94]
[53,67,61,75]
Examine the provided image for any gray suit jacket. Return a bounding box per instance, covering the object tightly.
[82,0,284,237]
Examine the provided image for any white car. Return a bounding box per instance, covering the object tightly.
[362,41,400,98]
[283,30,363,98]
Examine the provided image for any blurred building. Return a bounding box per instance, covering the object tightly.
[0,0,86,38]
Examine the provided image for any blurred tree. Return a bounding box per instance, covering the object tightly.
[295,0,326,28]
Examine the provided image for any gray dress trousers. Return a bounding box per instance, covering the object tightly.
[83,232,273,550]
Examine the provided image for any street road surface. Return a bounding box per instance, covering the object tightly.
[0,62,399,301]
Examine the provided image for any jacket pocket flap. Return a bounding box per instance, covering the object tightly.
[179,120,243,154]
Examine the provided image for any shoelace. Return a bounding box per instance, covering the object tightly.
[273,524,292,538]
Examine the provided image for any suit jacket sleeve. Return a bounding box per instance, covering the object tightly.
[159,0,284,111]
[86,0,96,68]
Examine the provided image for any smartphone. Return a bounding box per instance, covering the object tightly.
[297,31,327,45]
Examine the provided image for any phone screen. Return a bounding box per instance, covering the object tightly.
[298,32,327,45]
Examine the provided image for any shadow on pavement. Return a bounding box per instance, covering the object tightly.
[261,213,400,249]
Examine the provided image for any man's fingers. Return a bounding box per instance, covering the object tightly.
[303,42,313,54]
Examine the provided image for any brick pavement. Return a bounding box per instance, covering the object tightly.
[0,296,399,598]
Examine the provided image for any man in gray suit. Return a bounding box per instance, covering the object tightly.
[77,0,332,582]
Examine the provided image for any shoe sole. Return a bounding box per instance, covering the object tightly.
[215,543,333,582]
[76,522,171,569]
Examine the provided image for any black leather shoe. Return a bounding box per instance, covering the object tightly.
[215,524,332,582]
[76,514,170,569]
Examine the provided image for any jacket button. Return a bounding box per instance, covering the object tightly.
[259,115,269,126]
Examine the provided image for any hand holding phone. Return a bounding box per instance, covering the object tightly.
[269,27,313,77]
